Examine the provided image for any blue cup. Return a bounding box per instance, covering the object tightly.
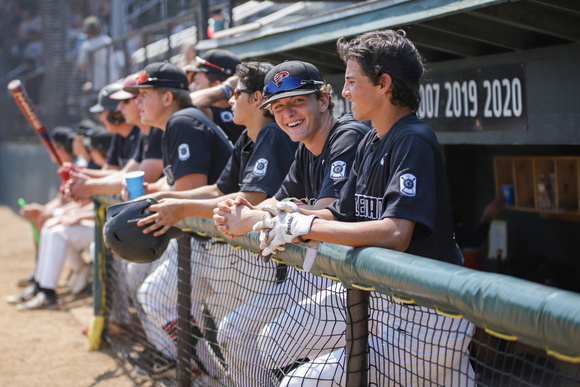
[125,171,145,200]
[502,184,515,206]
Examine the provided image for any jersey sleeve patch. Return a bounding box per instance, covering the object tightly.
[253,158,268,176]
[330,160,347,180]
[178,143,190,161]
[400,173,417,197]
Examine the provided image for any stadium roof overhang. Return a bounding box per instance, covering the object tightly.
[195,0,580,75]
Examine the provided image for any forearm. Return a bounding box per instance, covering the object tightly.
[306,217,415,251]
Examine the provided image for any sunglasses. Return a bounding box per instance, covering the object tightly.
[234,88,253,99]
[121,98,133,105]
[195,56,233,75]
[264,76,324,95]
[137,71,182,86]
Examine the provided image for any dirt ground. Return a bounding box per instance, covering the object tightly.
[0,205,141,387]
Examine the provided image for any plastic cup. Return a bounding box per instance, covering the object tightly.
[125,171,145,200]
[502,184,515,206]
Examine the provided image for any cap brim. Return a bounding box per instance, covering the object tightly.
[184,65,206,73]
[259,88,318,109]
[123,84,155,94]
[110,89,137,100]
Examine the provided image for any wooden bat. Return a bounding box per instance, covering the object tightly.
[7,79,63,165]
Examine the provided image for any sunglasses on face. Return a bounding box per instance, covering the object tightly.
[195,56,233,75]
[121,98,133,105]
[234,88,253,99]
[264,76,324,95]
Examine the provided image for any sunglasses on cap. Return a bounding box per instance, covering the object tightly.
[137,72,183,86]
[264,76,324,96]
[233,88,253,99]
[195,56,233,75]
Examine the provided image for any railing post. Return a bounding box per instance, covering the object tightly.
[177,234,193,386]
[345,288,369,386]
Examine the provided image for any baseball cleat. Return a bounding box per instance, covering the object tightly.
[16,291,57,310]
[6,284,37,304]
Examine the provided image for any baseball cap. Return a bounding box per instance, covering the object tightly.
[185,49,240,76]
[90,81,124,113]
[51,126,76,146]
[124,62,189,94]
[110,73,140,100]
[260,61,325,109]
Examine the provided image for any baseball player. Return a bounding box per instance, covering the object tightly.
[212,60,370,385]
[65,73,164,201]
[117,62,233,373]
[186,49,246,144]
[256,30,475,386]
[130,61,298,380]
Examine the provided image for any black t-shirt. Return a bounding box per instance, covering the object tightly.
[130,127,164,163]
[275,112,370,204]
[216,122,298,196]
[328,114,457,263]
[106,126,141,169]
[210,106,246,144]
[162,107,232,186]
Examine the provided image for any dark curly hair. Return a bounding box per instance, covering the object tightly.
[337,29,424,112]
[236,61,275,119]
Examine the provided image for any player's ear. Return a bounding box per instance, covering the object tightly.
[252,91,263,107]
[378,73,393,95]
[161,90,174,107]
[317,92,330,113]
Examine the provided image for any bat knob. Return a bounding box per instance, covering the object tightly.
[7,79,22,91]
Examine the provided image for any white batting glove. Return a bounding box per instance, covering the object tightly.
[261,211,317,257]
[276,197,304,214]
[253,206,284,261]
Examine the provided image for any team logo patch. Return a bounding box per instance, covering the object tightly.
[253,158,268,176]
[273,71,289,88]
[400,173,417,197]
[330,160,347,180]
[220,110,234,123]
[178,143,190,161]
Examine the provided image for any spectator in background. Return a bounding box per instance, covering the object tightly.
[77,16,112,92]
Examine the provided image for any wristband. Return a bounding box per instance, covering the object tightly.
[220,84,233,99]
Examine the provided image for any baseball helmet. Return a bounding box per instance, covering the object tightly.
[90,81,125,113]
[104,198,184,263]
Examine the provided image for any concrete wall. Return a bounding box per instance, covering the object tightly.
[0,143,61,212]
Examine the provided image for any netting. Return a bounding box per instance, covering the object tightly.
[96,208,580,386]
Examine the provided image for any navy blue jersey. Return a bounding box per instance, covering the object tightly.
[328,114,457,263]
[210,106,246,144]
[130,127,163,163]
[162,108,232,186]
[217,122,298,196]
[275,112,370,204]
[106,126,141,169]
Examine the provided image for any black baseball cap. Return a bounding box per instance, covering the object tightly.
[124,62,189,94]
[90,81,124,113]
[185,49,241,76]
[51,126,76,146]
[260,61,325,109]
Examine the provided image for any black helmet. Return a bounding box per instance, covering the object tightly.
[103,198,184,263]
[90,81,124,113]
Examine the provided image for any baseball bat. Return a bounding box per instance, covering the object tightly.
[7,79,63,165]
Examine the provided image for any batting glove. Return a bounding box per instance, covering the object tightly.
[276,197,304,214]
[260,211,317,257]
[253,206,284,261]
